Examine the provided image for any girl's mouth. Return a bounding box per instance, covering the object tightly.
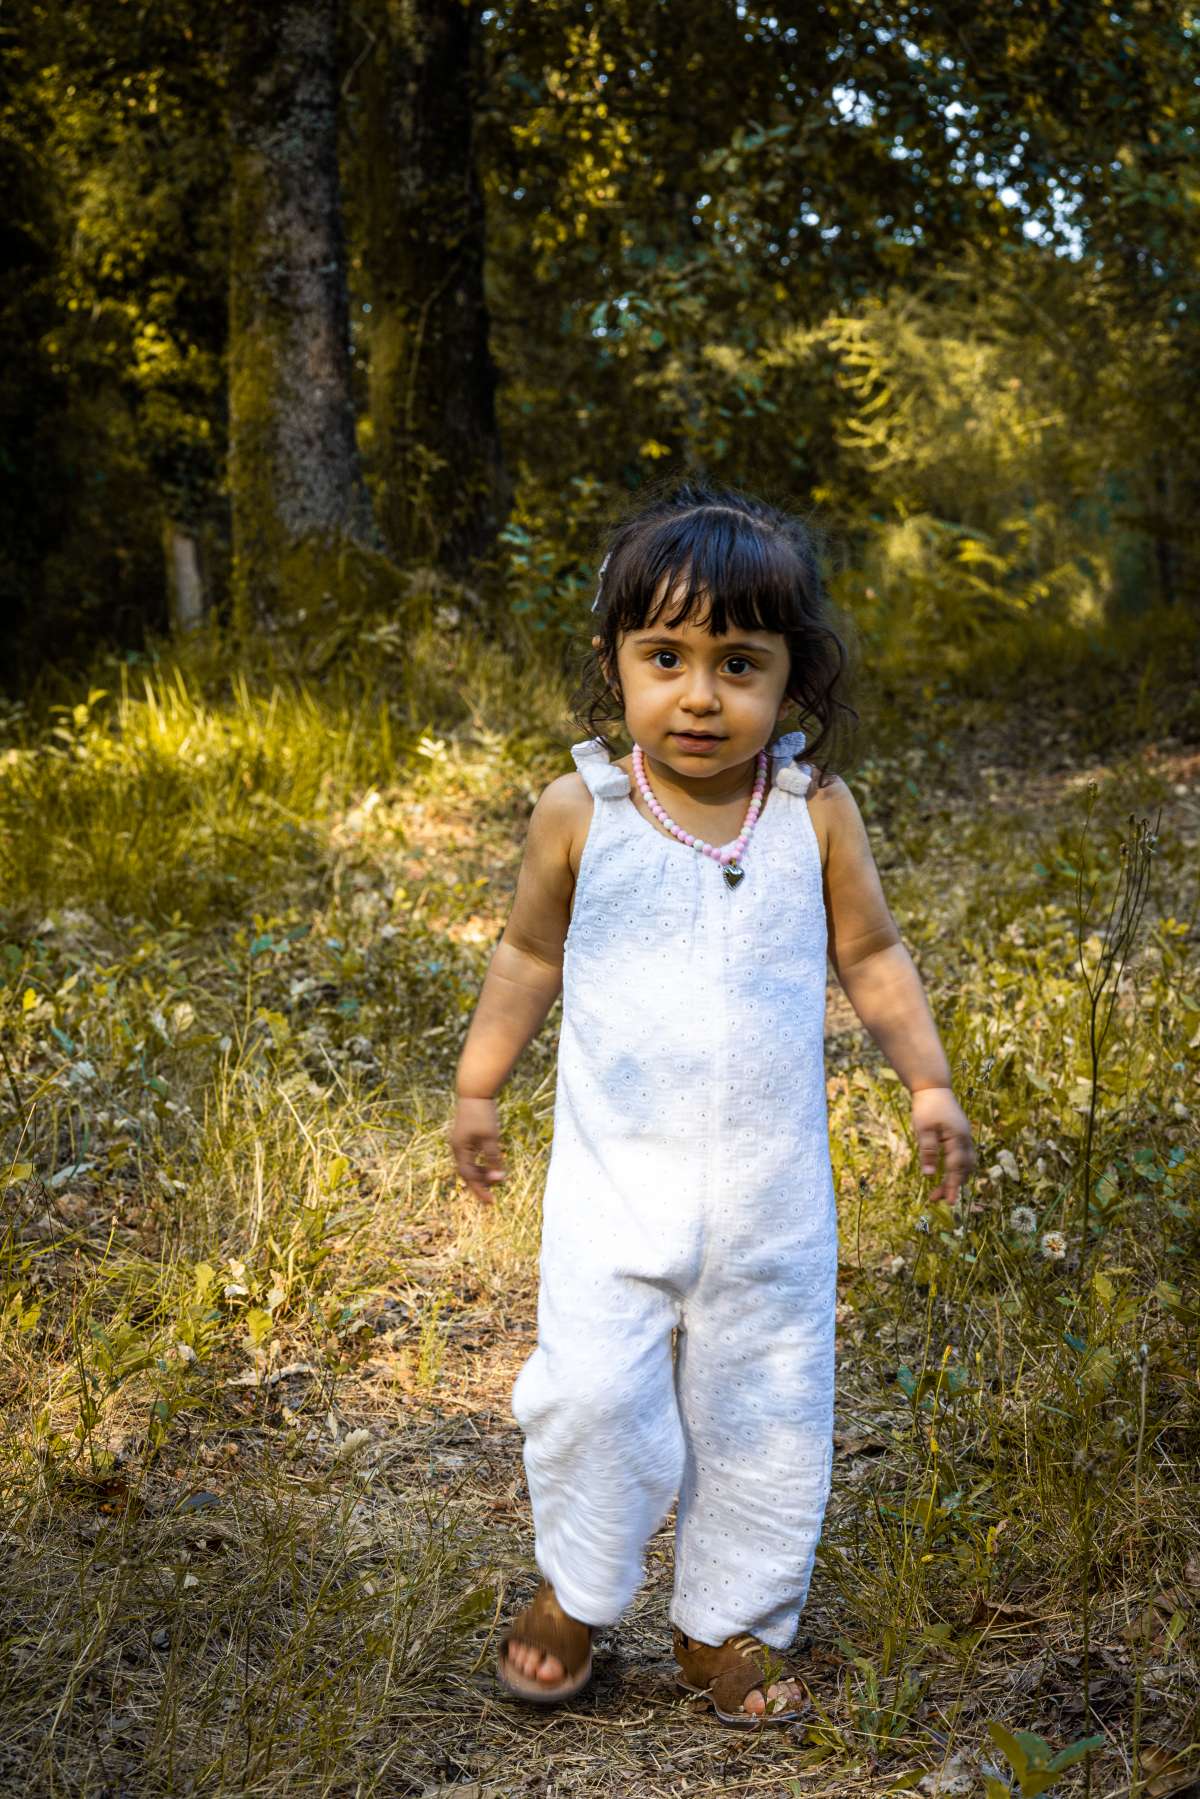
[673,732,724,751]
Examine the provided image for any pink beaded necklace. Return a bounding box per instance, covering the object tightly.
[631,744,769,888]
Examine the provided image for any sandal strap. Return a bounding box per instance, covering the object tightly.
[501,1581,592,1679]
[673,1626,807,1713]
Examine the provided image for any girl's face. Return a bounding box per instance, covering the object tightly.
[603,578,793,781]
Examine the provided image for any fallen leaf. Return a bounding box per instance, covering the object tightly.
[1137,1744,1200,1799]
[834,1431,889,1456]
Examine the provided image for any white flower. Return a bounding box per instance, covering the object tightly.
[1040,1230,1068,1261]
[1008,1205,1038,1236]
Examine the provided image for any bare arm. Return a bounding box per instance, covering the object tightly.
[450,774,583,1201]
[815,776,975,1202]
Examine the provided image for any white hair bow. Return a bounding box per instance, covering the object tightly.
[590,552,611,613]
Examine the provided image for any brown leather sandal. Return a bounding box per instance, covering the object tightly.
[496,1580,594,1706]
[673,1626,810,1727]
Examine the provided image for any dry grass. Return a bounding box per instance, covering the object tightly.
[0,631,1197,1796]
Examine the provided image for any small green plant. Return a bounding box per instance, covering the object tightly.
[840,1642,928,1755]
[985,1722,1106,1798]
[414,1288,451,1394]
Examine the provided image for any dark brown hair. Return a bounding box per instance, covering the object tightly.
[570,475,857,785]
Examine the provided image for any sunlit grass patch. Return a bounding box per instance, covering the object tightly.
[0,612,576,930]
[0,670,396,922]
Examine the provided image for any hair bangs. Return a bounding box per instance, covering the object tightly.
[614,513,801,641]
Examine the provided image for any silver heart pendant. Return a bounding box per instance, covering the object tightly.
[722,862,745,888]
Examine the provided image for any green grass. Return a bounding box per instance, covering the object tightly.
[0,617,1197,1795]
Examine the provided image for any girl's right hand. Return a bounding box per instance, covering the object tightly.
[450,1096,507,1204]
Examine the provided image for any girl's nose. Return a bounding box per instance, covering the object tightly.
[683,676,719,711]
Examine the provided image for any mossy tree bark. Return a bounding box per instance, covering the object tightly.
[361,0,509,576]
[228,0,385,633]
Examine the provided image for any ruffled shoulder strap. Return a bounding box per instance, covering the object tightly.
[570,737,631,800]
[769,728,814,798]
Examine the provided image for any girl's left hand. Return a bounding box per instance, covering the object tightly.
[911,1087,975,1206]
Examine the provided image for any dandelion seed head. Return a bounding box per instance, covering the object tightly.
[1008,1205,1038,1235]
[1040,1229,1068,1261]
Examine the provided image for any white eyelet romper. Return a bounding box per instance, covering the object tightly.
[510,730,837,1651]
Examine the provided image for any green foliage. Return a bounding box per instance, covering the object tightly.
[985,1722,1106,1798]
[4,0,1199,677]
[0,0,229,668]
[484,0,1199,677]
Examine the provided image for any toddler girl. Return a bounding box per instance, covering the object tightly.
[449,480,975,1725]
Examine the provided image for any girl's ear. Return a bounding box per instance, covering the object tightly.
[592,633,621,698]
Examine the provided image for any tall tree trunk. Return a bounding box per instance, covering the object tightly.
[361,0,509,575]
[228,0,382,633]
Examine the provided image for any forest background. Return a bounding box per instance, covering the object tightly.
[1,3,1199,1797]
